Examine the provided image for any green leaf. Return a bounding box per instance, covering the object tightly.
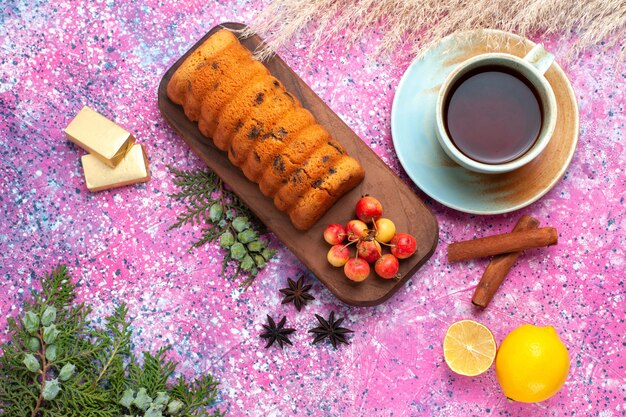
[119,388,135,408]
[209,204,224,222]
[42,379,61,401]
[167,399,184,415]
[219,232,235,249]
[93,302,132,392]
[22,311,40,334]
[132,387,152,411]
[28,336,41,352]
[43,324,60,344]
[153,391,170,407]
[41,305,57,326]
[232,216,250,232]
[23,353,40,372]
[247,241,264,253]
[40,265,76,309]
[253,254,266,269]
[237,230,258,244]
[230,242,246,260]
[261,248,276,261]
[169,374,221,415]
[58,363,76,382]
[145,404,164,417]
[126,347,176,398]
[240,255,255,272]
[45,343,58,362]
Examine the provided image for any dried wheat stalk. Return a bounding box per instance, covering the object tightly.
[244,0,626,62]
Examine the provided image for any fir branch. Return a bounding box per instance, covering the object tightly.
[126,347,177,395]
[0,266,224,417]
[170,375,224,417]
[170,202,213,229]
[48,378,114,417]
[38,265,76,310]
[190,227,226,251]
[93,303,132,390]
[167,166,275,287]
[31,326,50,417]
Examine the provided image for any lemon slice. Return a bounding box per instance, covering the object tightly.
[443,319,497,376]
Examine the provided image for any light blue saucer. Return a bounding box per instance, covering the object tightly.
[391,30,578,214]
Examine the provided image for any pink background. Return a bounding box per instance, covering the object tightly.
[1,1,624,416]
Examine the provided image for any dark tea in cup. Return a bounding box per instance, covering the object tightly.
[434,44,557,174]
[444,66,543,165]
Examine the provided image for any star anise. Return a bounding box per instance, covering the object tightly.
[279,275,315,311]
[260,315,295,349]
[309,311,354,348]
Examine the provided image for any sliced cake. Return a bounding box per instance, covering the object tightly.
[228,85,298,166]
[258,124,330,197]
[240,107,315,182]
[288,156,365,230]
[212,75,283,151]
[198,60,269,140]
[273,141,345,212]
[167,29,240,105]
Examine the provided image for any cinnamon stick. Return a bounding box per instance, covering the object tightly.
[472,215,540,309]
[448,227,557,262]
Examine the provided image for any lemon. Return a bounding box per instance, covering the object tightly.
[443,320,497,376]
[495,324,569,403]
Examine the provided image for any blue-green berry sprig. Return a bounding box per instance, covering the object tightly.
[0,265,223,417]
[168,167,275,287]
[19,305,77,414]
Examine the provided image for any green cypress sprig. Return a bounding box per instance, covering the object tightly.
[0,265,223,417]
[168,166,275,288]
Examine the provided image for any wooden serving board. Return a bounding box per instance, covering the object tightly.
[158,22,439,306]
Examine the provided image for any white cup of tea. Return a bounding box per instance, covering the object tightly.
[434,44,557,174]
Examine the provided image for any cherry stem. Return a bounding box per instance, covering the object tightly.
[341,239,359,249]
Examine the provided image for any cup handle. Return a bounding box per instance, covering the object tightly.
[523,44,555,75]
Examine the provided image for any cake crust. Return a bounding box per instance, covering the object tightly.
[167,30,240,105]
[240,107,315,182]
[273,142,344,212]
[258,124,329,197]
[167,29,365,230]
[228,81,297,166]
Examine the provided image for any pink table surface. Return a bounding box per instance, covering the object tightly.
[1,1,624,416]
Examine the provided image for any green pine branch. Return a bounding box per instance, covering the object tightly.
[167,166,275,287]
[169,375,224,417]
[126,347,177,395]
[92,303,132,400]
[0,265,223,417]
[38,265,76,309]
